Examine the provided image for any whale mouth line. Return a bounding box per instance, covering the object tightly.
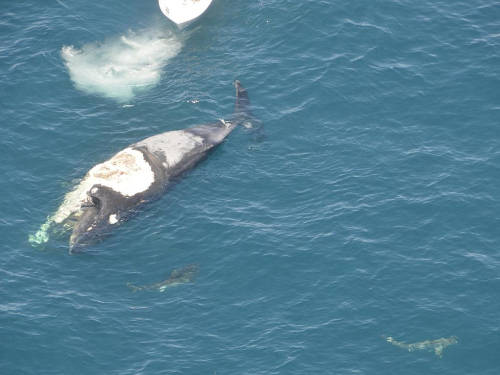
[69,200,102,253]
[68,235,88,254]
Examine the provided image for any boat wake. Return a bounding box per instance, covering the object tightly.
[61,27,183,102]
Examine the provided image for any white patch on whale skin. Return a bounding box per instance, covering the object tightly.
[136,130,204,168]
[242,120,253,129]
[108,214,119,224]
[53,148,154,224]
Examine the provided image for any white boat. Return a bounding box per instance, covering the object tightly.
[158,0,214,29]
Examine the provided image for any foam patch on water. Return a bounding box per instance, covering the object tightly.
[61,28,182,102]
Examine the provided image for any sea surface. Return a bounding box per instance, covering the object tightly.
[1,0,500,374]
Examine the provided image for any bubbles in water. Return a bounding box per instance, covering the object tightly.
[61,28,183,102]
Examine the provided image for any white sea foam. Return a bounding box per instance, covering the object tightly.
[61,28,182,102]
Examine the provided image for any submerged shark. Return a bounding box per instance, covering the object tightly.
[384,335,458,358]
[127,264,198,292]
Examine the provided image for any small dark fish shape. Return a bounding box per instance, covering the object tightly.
[127,264,199,292]
[384,335,458,358]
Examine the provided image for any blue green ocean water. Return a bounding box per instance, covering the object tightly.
[1,0,500,373]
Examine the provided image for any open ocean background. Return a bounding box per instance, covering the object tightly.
[1,0,499,374]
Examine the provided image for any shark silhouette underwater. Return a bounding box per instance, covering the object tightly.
[127,264,199,292]
[384,335,458,358]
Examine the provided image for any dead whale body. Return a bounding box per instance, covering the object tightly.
[31,81,250,252]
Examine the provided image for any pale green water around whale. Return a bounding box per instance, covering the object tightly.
[1,0,500,374]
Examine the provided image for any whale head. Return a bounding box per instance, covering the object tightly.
[69,185,125,253]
